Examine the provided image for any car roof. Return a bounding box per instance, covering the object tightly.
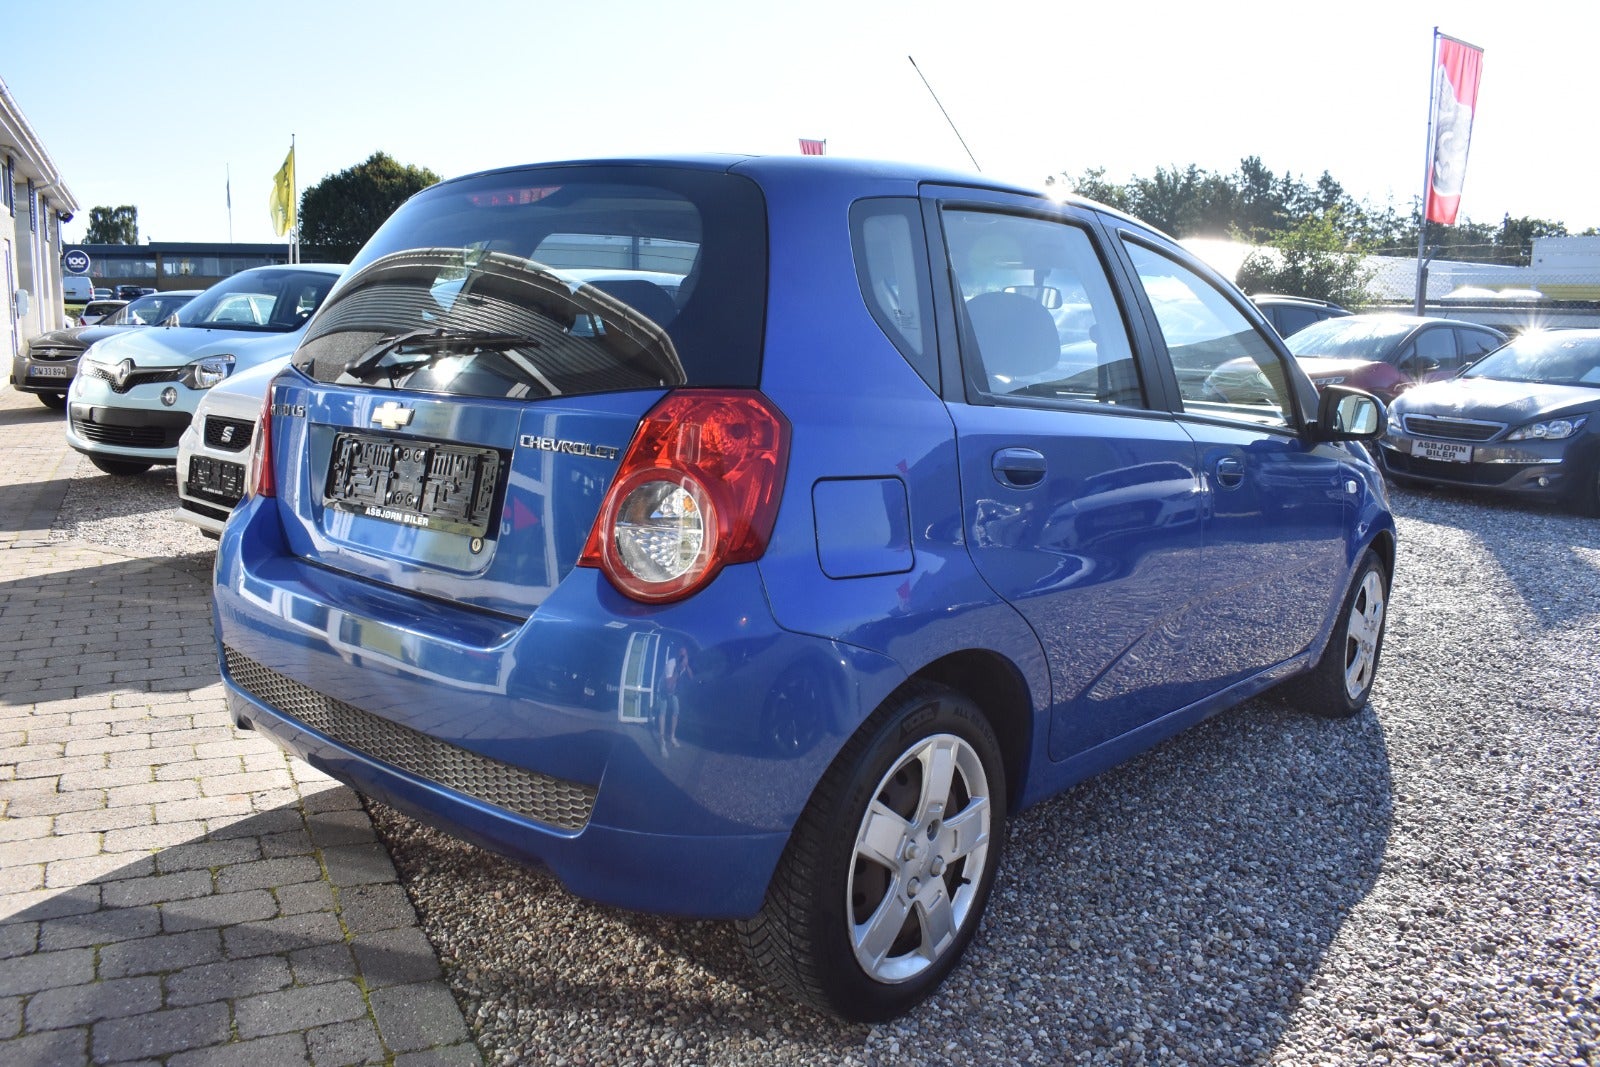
[236,263,345,275]
[430,152,1052,199]
[1251,293,1347,308]
[418,154,1175,248]
[1323,313,1504,331]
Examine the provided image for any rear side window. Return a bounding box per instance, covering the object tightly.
[1273,305,1321,337]
[850,198,937,389]
[293,166,767,398]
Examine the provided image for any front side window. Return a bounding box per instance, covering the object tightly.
[944,208,1142,408]
[1124,240,1292,429]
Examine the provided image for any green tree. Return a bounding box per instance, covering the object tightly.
[298,152,441,262]
[1059,167,1130,213]
[1235,212,1375,307]
[1495,215,1567,266]
[85,205,138,244]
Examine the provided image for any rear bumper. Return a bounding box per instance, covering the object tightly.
[213,496,906,918]
[226,672,792,917]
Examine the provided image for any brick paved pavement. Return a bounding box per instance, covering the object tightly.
[0,383,480,1065]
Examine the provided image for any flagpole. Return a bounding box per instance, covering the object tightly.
[291,134,299,264]
[226,164,233,244]
[1414,27,1440,316]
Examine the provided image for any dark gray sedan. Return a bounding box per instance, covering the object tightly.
[1380,329,1600,513]
[10,290,200,409]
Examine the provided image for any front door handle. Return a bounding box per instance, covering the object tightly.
[992,447,1046,489]
[1213,455,1246,489]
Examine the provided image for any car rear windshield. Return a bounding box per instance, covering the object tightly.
[292,165,768,399]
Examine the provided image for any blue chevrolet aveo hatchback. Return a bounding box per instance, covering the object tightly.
[213,156,1394,1020]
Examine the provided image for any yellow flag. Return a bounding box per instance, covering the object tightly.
[269,146,296,236]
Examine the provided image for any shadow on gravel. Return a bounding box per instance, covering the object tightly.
[1386,482,1600,632]
[0,557,220,701]
[370,693,1394,1063]
[0,805,448,1063]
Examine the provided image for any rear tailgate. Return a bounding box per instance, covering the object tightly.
[254,162,770,616]
[269,372,660,618]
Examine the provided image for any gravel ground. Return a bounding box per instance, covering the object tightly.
[53,458,1600,1066]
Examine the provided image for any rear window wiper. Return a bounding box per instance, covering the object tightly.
[344,327,543,380]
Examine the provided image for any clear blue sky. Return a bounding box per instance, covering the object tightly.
[4,0,1596,247]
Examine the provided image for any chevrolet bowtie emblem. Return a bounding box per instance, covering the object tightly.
[371,401,414,431]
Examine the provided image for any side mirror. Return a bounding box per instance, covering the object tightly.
[1315,385,1386,441]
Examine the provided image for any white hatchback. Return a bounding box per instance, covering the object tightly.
[174,355,290,537]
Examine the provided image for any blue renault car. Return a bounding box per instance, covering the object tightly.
[212,156,1394,1021]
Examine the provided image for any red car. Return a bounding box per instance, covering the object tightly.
[1286,314,1506,404]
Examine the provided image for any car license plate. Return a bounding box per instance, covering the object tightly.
[187,456,246,504]
[30,363,70,378]
[1413,439,1472,463]
[324,432,502,539]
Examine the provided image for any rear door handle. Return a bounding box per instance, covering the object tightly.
[1213,455,1246,489]
[992,447,1046,489]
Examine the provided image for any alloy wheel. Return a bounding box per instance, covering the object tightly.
[847,733,993,984]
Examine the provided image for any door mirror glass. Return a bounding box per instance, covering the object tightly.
[1318,386,1385,440]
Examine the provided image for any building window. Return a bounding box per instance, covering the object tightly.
[28,178,37,234]
[3,155,13,215]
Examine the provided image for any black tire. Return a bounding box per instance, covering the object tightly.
[37,392,67,410]
[88,455,153,477]
[737,682,1006,1022]
[1288,549,1389,718]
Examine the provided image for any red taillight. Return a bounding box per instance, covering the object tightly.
[249,383,276,498]
[579,390,790,603]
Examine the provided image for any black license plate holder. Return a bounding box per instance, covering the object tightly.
[187,456,246,504]
[324,432,502,539]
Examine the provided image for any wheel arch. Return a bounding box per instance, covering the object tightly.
[1365,526,1397,583]
[908,648,1035,812]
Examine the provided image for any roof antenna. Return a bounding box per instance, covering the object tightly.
[908,56,981,172]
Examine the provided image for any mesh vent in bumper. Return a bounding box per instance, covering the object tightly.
[223,645,596,831]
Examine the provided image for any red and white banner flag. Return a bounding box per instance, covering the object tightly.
[799,138,826,156]
[1424,33,1484,225]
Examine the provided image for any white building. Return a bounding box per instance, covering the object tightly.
[1,75,79,366]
